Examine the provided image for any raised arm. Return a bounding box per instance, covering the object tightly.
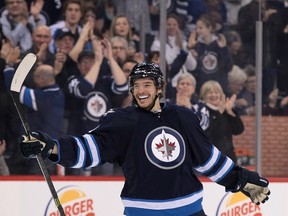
[102,38,127,85]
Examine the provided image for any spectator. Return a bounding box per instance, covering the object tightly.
[238,64,256,115]
[0,39,23,175]
[109,14,140,55]
[187,13,233,94]
[223,0,251,27]
[227,65,247,95]
[22,25,55,88]
[276,4,288,102]
[224,30,249,68]
[93,0,117,36]
[0,37,10,175]
[227,65,249,114]
[49,0,83,53]
[204,0,228,26]
[65,39,128,175]
[115,0,151,35]
[151,13,197,96]
[25,25,54,65]
[121,59,138,108]
[110,35,129,67]
[169,72,198,109]
[0,140,9,175]
[22,0,65,25]
[237,0,284,105]
[262,88,288,115]
[53,27,77,88]
[81,4,104,39]
[66,38,128,135]
[4,64,65,175]
[199,80,244,163]
[0,0,46,53]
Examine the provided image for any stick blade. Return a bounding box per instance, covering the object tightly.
[10,53,37,93]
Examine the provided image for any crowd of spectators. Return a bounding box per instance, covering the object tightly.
[1,0,288,176]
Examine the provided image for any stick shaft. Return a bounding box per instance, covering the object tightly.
[10,91,65,216]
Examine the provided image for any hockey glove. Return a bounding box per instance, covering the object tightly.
[234,168,270,205]
[19,131,55,159]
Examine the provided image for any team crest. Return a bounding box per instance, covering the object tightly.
[145,126,186,170]
[84,91,108,121]
[201,51,218,74]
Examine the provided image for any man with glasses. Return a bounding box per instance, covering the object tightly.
[0,0,47,52]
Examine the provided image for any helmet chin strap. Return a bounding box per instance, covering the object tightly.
[147,93,160,111]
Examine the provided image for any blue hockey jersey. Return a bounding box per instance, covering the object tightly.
[52,103,240,215]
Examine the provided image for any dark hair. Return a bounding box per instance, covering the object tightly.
[147,51,160,62]
[224,30,241,46]
[197,14,216,32]
[62,0,83,16]
[243,65,255,77]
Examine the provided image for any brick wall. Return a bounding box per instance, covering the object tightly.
[233,116,288,177]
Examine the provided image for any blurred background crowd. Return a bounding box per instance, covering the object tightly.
[0,0,288,176]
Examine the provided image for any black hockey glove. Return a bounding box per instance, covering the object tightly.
[233,168,270,205]
[19,131,55,159]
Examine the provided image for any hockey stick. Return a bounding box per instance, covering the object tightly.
[10,53,65,216]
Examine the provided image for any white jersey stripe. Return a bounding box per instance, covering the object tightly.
[72,137,86,168]
[195,146,220,173]
[122,190,203,210]
[209,157,234,182]
[83,134,101,167]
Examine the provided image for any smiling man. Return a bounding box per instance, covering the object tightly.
[19,62,270,216]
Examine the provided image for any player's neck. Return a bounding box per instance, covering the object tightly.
[150,102,161,113]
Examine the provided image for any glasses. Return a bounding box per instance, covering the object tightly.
[112,46,125,51]
[79,59,95,65]
[179,82,193,87]
[6,0,24,5]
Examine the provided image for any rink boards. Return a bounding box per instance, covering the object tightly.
[0,176,287,215]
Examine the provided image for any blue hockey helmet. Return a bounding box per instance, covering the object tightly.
[129,61,164,92]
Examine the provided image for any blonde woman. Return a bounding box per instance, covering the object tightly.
[199,80,244,163]
[109,14,140,55]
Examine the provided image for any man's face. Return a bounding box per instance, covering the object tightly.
[111,40,127,64]
[64,3,82,25]
[132,78,160,110]
[77,56,95,76]
[122,62,136,79]
[33,27,52,50]
[6,0,26,17]
[246,76,256,93]
[55,35,74,54]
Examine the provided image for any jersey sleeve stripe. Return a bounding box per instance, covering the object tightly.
[194,146,220,173]
[83,134,101,167]
[208,157,234,182]
[71,136,86,168]
[20,86,38,111]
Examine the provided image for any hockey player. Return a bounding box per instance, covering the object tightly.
[19,62,270,216]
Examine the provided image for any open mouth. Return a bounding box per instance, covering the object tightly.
[138,95,149,102]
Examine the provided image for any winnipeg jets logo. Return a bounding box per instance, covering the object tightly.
[145,126,186,170]
[156,130,176,160]
[201,51,218,74]
[84,91,108,121]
